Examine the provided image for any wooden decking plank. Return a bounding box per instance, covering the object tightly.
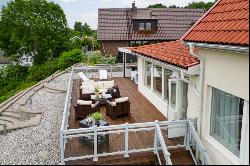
[65,78,194,165]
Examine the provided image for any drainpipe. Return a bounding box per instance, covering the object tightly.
[189,43,205,138]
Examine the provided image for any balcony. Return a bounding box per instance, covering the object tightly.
[60,65,211,165]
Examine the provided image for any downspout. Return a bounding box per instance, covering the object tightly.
[189,43,204,138]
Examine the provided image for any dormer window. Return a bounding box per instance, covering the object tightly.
[146,22,152,30]
[133,20,157,32]
[139,23,145,30]
[138,22,152,31]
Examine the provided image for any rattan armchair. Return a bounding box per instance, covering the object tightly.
[106,99,130,120]
[74,101,100,121]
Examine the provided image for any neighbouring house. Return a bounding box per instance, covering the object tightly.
[19,55,33,67]
[0,49,11,68]
[97,2,205,56]
[181,0,249,165]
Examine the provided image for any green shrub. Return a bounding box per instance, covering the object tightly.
[27,58,59,81]
[58,49,83,69]
[0,65,28,81]
[87,51,117,65]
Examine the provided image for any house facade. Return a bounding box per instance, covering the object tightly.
[182,0,249,164]
[98,2,205,56]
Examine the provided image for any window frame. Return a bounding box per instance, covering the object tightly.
[204,86,248,164]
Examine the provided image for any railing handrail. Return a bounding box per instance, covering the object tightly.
[188,120,212,165]
[155,122,172,165]
[60,67,74,132]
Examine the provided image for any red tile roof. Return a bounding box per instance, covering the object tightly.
[128,40,200,69]
[182,0,249,46]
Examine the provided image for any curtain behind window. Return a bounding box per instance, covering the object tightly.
[210,88,243,157]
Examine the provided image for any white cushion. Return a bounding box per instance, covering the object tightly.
[103,80,114,89]
[79,72,90,81]
[77,100,92,105]
[99,89,107,93]
[91,104,96,108]
[115,97,129,103]
[99,70,108,80]
[110,102,116,106]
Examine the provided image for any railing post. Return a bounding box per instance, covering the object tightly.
[124,123,129,158]
[110,65,113,78]
[154,120,159,154]
[60,130,65,165]
[93,125,98,162]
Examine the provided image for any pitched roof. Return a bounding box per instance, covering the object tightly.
[98,8,205,41]
[182,0,249,46]
[128,40,200,69]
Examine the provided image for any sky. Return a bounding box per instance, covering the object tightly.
[1,0,215,30]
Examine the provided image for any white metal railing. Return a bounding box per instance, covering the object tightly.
[60,67,74,164]
[185,120,212,165]
[60,65,212,165]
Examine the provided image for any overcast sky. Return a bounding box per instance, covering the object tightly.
[1,0,214,30]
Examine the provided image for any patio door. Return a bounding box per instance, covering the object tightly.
[168,79,188,138]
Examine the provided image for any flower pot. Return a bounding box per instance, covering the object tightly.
[95,92,99,98]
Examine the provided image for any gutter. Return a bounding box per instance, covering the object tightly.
[185,42,249,53]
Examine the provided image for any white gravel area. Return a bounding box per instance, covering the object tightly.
[0,72,70,165]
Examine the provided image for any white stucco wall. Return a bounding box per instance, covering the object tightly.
[187,75,200,119]
[199,48,249,165]
[137,57,168,118]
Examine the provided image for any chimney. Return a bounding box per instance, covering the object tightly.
[132,1,136,9]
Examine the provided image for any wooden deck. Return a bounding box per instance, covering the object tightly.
[65,78,194,165]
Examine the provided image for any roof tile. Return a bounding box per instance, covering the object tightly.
[127,40,199,69]
[182,0,249,46]
[98,8,205,41]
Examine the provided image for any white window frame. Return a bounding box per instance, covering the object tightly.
[203,86,249,165]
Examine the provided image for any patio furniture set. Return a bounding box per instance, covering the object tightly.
[75,71,131,152]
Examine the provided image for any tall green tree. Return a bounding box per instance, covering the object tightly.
[74,21,83,32]
[82,23,93,36]
[0,0,70,65]
[147,3,167,8]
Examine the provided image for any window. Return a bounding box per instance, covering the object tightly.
[139,23,145,30]
[170,82,176,108]
[129,41,149,47]
[144,61,152,88]
[164,69,173,100]
[153,64,162,95]
[138,22,153,31]
[146,22,152,30]
[210,88,244,157]
[181,82,188,118]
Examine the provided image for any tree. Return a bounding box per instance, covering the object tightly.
[147,3,167,8]
[0,0,70,65]
[82,23,93,36]
[74,21,83,32]
[185,1,216,11]
[169,5,180,8]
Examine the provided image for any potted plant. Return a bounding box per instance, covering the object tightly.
[91,112,103,126]
[94,85,100,98]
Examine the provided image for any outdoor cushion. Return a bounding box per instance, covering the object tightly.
[104,80,114,89]
[99,70,108,80]
[77,100,92,105]
[79,72,90,81]
[115,97,128,103]
[110,102,116,106]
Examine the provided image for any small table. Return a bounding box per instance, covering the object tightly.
[79,118,110,153]
[91,94,112,101]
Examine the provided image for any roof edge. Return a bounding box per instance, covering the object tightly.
[180,0,222,41]
[184,41,249,53]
